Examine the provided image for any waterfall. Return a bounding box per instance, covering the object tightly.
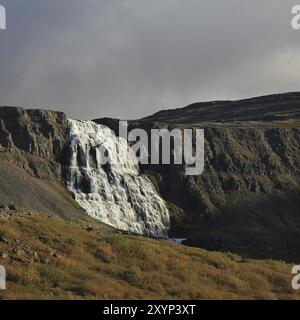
[66,119,170,238]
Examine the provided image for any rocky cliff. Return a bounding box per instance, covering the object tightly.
[0,107,69,180]
[0,107,85,218]
[96,92,300,262]
[142,127,300,262]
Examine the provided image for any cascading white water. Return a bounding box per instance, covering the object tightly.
[66,119,170,238]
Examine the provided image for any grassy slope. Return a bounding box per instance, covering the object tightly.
[0,212,299,300]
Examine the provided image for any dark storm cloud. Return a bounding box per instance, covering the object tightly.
[0,0,299,119]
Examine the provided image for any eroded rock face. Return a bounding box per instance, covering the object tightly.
[94,121,300,213]
[0,107,68,157]
[112,121,300,260]
[66,119,170,237]
[95,97,300,260]
[157,127,300,198]
[0,107,69,180]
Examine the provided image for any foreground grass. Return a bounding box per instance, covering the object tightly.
[0,213,299,300]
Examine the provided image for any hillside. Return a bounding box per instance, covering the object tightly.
[140,92,300,125]
[0,159,85,219]
[0,210,299,300]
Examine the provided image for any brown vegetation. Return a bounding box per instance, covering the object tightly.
[0,212,299,300]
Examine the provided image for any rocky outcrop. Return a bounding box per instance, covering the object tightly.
[0,107,85,218]
[0,107,69,180]
[145,130,300,262]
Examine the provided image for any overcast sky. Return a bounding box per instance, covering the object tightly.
[0,0,299,120]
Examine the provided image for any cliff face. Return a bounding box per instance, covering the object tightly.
[154,126,300,199]
[95,93,300,261]
[0,107,85,218]
[140,127,300,261]
[0,107,69,180]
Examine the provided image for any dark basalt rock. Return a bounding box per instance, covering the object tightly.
[95,92,300,262]
[0,106,70,180]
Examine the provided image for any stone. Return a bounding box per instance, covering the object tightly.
[41,257,50,264]
[0,236,11,244]
[8,205,17,211]
[86,226,94,233]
